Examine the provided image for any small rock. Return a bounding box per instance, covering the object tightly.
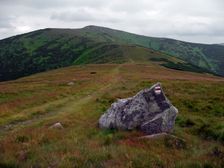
[139,133,168,139]
[67,82,74,86]
[49,122,64,129]
[163,135,186,149]
[139,133,186,149]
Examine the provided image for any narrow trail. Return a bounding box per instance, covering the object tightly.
[0,65,122,136]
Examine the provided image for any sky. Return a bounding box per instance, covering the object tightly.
[0,0,223,44]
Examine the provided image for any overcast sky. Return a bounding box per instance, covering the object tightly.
[0,0,223,44]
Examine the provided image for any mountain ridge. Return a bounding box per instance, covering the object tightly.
[0,25,223,81]
[1,25,218,46]
[81,25,224,75]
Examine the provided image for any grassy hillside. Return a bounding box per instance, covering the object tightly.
[0,26,223,81]
[82,26,224,76]
[0,63,224,167]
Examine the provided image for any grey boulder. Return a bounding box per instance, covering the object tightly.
[98,83,178,135]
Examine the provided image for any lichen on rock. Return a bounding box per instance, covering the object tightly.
[99,83,178,135]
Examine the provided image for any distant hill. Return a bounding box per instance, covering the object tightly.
[81,26,224,76]
[0,25,223,81]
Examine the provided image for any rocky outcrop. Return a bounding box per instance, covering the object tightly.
[99,83,178,135]
[67,82,75,86]
[49,122,64,129]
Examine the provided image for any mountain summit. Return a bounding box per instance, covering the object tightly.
[0,25,224,81]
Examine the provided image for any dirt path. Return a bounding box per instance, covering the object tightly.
[0,65,122,136]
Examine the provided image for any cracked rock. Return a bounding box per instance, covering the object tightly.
[99,83,178,135]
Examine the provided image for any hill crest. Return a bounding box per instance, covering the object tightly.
[0,25,224,81]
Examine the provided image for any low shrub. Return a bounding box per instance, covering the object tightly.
[193,122,224,143]
[15,135,29,143]
[0,161,19,168]
[164,136,186,149]
[176,116,195,127]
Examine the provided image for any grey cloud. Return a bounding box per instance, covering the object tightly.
[0,0,109,9]
[0,0,223,44]
[51,9,95,22]
[50,7,124,23]
[0,17,14,28]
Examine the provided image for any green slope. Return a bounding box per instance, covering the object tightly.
[0,26,223,81]
[82,26,224,76]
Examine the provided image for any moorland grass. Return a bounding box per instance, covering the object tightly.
[0,64,223,167]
